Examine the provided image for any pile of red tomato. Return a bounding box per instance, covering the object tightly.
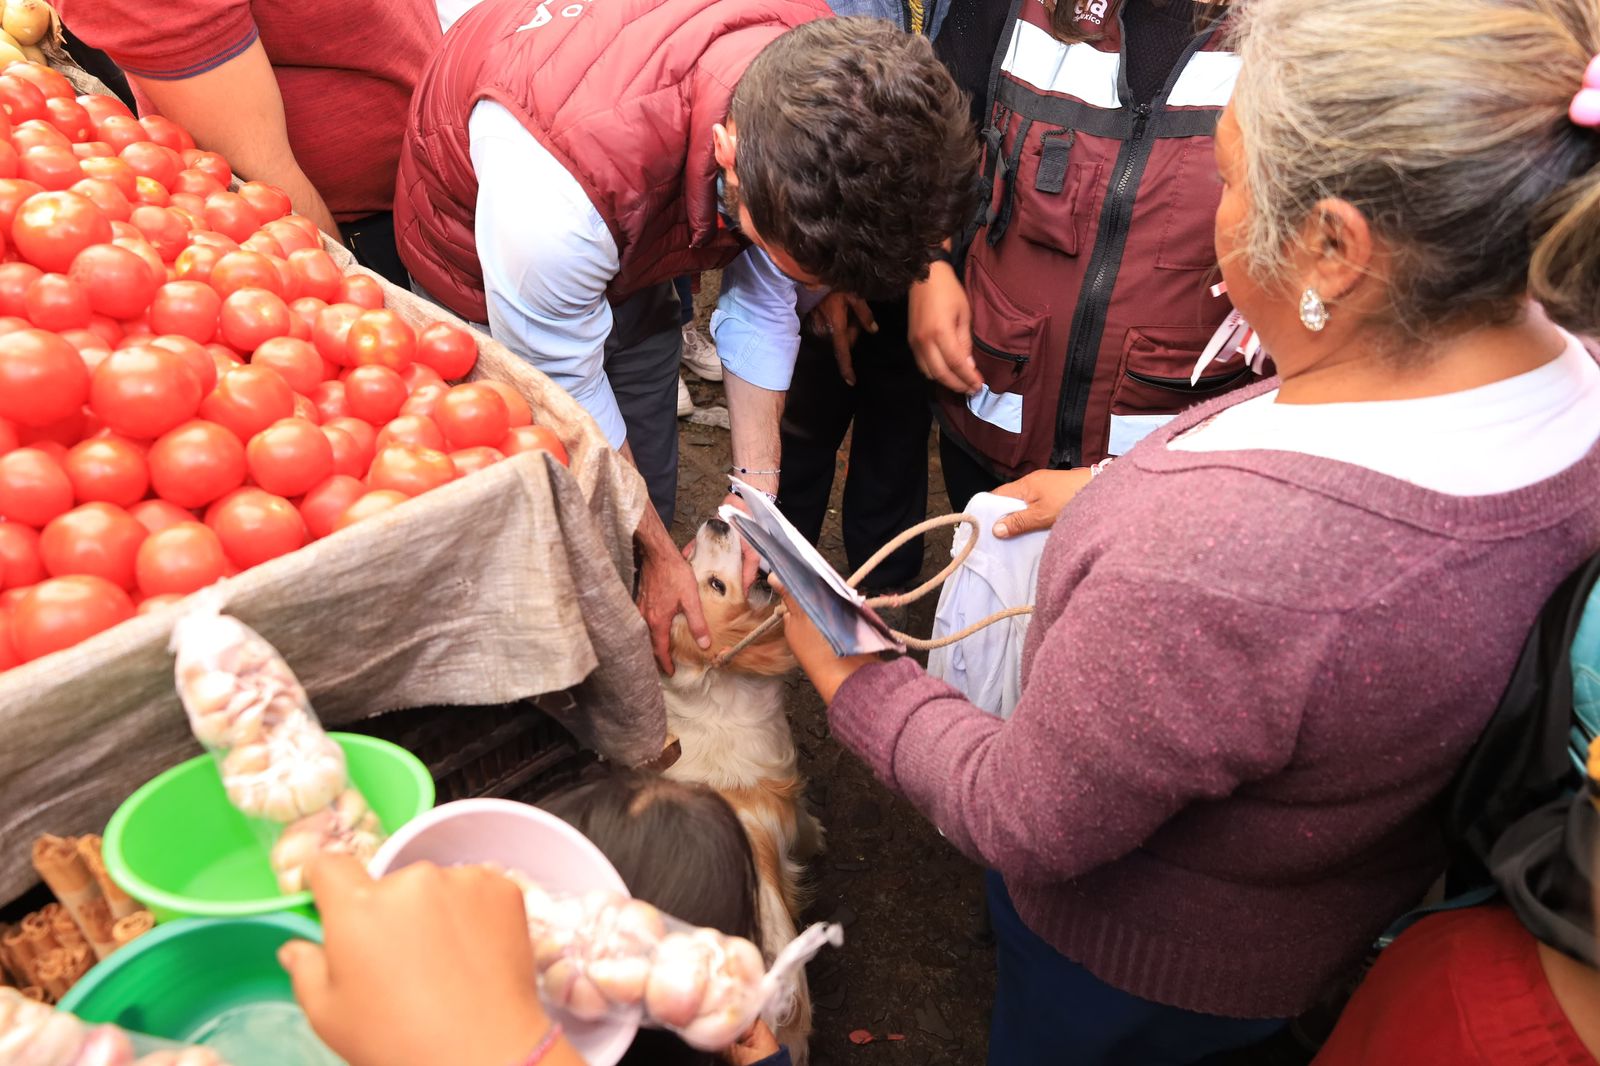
[0,62,567,670]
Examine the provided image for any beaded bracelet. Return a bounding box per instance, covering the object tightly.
[516,1023,564,1066]
[731,465,781,478]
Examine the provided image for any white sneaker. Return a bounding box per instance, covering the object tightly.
[680,324,723,381]
[677,375,694,418]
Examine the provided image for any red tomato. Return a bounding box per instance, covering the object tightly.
[169,168,222,199]
[39,502,147,589]
[0,74,47,124]
[0,415,13,453]
[292,393,319,424]
[343,365,407,424]
[333,489,409,531]
[128,498,193,535]
[480,380,533,428]
[147,334,218,395]
[11,189,112,273]
[43,97,93,143]
[435,383,511,450]
[110,236,165,288]
[237,182,292,222]
[199,364,295,442]
[400,363,445,392]
[0,328,89,427]
[202,192,261,244]
[311,302,363,365]
[174,243,223,286]
[322,416,377,473]
[68,243,159,319]
[12,120,70,154]
[148,419,246,508]
[128,205,189,261]
[93,115,146,154]
[59,329,111,364]
[346,309,415,371]
[68,177,131,222]
[10,574,134,660]
[281,250,337,305]
[23,272,90,331]
[18,408,86,449]
[298,474,365,539]
[167,197,204,226]
[289,296,327,337]
[309,380,349,422]
[375,414,447,454]
[245,417,333,497]
[338,274,384,310]
[399,382,446,419]
[71,141,114,161]
[85,313,121,346]
[79,94,134,124]
[0,139,16,180]
[500,425,570,466]
[207,343,243,379]
[205,486,307,568]
[18,145,83,190]
[208,250,282,299]
[138,115,193,152]
[321,425,365,478]
[272,254,303,305]
[0,522,43,588]
[249,336,321,396]
[119,142,182,189]
[148,279,220,342]
[6,65,74,103]
[134,521,228,597]
[239,231,283,259]
[0,447,72,525]
[130,176,169,207]
[216,287,290,352]
[63,436,148,507]
[450,446,504,478]
[0,178,40,236]
[77,156,133,198]
[181,150,230,185]
[90,345,203,439]
[136,593,183,615]
[263,219,317,254]
[0,260,38,316]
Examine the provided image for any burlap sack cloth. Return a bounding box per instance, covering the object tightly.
[0,177,667,904]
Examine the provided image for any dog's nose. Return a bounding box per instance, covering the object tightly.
[706,517,731,537]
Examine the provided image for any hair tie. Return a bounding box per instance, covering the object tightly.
[1570,54,1600,127]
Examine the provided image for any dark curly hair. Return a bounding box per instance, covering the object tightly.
[728,17,979,299]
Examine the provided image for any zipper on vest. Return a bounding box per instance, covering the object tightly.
[1049,101,1150,469]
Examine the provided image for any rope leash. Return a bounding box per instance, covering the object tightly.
[710,513,1035,667]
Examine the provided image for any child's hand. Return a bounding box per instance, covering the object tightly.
[280,855,583,1066]
[722,1019,783,1064]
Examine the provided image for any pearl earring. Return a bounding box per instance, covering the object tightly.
[1299,288,1329,332]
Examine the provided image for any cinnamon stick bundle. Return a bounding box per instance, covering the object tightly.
[34,949,69,1001]
[20,911,57,962]
[77,835,138,920]
[111,910,154,948]
[32,836,118,959]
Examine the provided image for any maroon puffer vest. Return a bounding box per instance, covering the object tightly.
[940,0,1244,478]
[394,0,828,323]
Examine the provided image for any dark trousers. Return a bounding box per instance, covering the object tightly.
[777,300,930,591]
[342,212,411,289]
[986,872,1287,1066]
[939,428,1005,513]
[606,283,683,526]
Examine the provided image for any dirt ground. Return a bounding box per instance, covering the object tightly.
[671,366,998,1066]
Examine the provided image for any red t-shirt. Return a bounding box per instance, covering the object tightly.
[58,0,439,221]
[1313,907,1597,1066]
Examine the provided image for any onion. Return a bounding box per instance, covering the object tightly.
[2,0,53,47]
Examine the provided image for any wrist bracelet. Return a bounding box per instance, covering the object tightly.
[1089,458,1114,477]
[518,1023,563,1065]
[731,465,781,478]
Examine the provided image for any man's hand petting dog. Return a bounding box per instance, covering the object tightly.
[639,534,710,675]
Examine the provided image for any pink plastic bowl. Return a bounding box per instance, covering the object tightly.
[368,798,636,1065]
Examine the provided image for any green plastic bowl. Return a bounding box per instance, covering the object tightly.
[58,913,321,1044]
[104,733,434,923]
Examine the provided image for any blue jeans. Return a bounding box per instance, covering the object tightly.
[986,872,1287,1066]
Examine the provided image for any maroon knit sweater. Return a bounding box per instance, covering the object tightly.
[829,383,1600,1019]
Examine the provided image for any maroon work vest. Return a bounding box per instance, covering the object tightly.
[393,0,828,323]
[940,0,1247,477]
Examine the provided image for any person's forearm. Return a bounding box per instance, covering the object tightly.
[724,370,784,498]
[132,40,340,235]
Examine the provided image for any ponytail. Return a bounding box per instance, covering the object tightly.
[1530,154,1600,337]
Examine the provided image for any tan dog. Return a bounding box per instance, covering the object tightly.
[665,517,824,1063]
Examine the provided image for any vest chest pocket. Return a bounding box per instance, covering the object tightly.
[1153,138,1224,271]
[966,255,1046,395]
[1015,127,1103,258]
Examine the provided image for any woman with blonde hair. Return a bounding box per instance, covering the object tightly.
[772,0,1600,1062]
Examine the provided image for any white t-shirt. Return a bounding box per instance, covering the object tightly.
[1171,330,1600,495]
